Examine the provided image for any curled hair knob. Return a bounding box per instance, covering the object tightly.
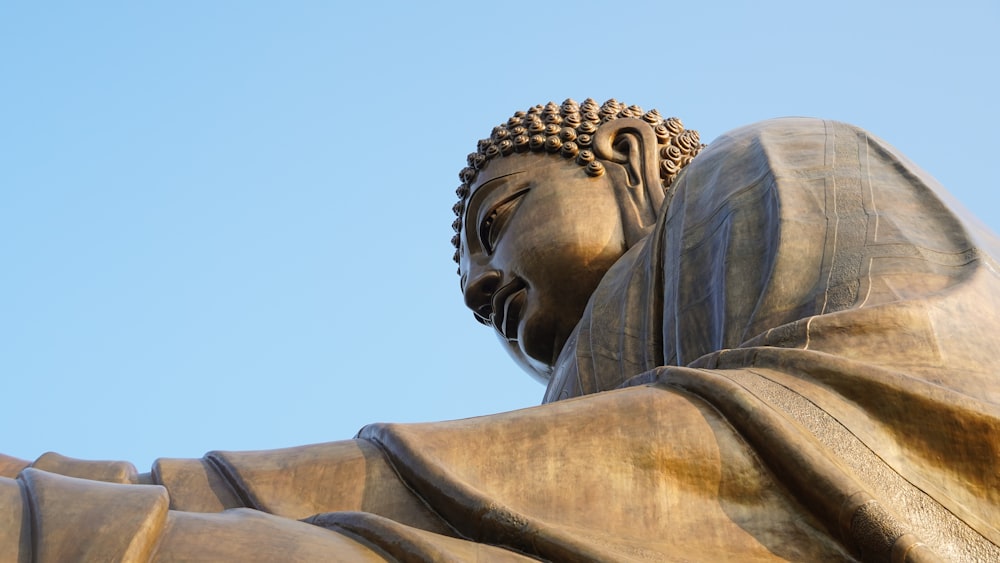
[654,124,672,144]
[560,98,580,114]
[643,109,662,125]
[662,145,683,161]
[664,117,684,135]
[545,135,562,153]
[674,131,697,152]
[600,98,621,115]
[513,134,530,152]
[561,141,579,159]
[472,153,487,170]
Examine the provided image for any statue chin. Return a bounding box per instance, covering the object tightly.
[495,331,553,384]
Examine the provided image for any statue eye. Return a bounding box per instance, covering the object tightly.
[479,189,528,254]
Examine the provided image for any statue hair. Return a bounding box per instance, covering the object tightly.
[451,98,704,266]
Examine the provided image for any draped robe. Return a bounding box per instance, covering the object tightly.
[2,118,998,562]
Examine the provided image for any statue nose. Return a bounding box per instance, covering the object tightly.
[463,268,502,321]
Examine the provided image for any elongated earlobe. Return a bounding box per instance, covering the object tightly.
[592,118,664,246]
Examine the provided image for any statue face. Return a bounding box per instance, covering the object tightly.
[460,153,627,381]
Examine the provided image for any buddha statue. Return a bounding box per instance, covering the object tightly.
[2,98,998,562]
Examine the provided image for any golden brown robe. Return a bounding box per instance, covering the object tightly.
[2,118,998,561]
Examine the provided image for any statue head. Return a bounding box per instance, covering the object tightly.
[452,98,702,382]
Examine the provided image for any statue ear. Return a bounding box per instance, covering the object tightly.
[592,117,664,245]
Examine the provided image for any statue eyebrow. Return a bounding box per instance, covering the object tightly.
[467,171,525,215]
[474,171,524,192]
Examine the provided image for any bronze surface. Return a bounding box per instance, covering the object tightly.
[1,102,998,561]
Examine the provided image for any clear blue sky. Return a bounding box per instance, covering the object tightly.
[1,2,996,469]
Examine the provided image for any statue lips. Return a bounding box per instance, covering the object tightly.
[491,278,527,342]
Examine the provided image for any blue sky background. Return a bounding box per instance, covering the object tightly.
[1,2,996,469]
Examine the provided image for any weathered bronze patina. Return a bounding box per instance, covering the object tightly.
[2,99,998,561]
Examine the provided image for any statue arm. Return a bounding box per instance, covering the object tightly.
[0,438,457,561]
